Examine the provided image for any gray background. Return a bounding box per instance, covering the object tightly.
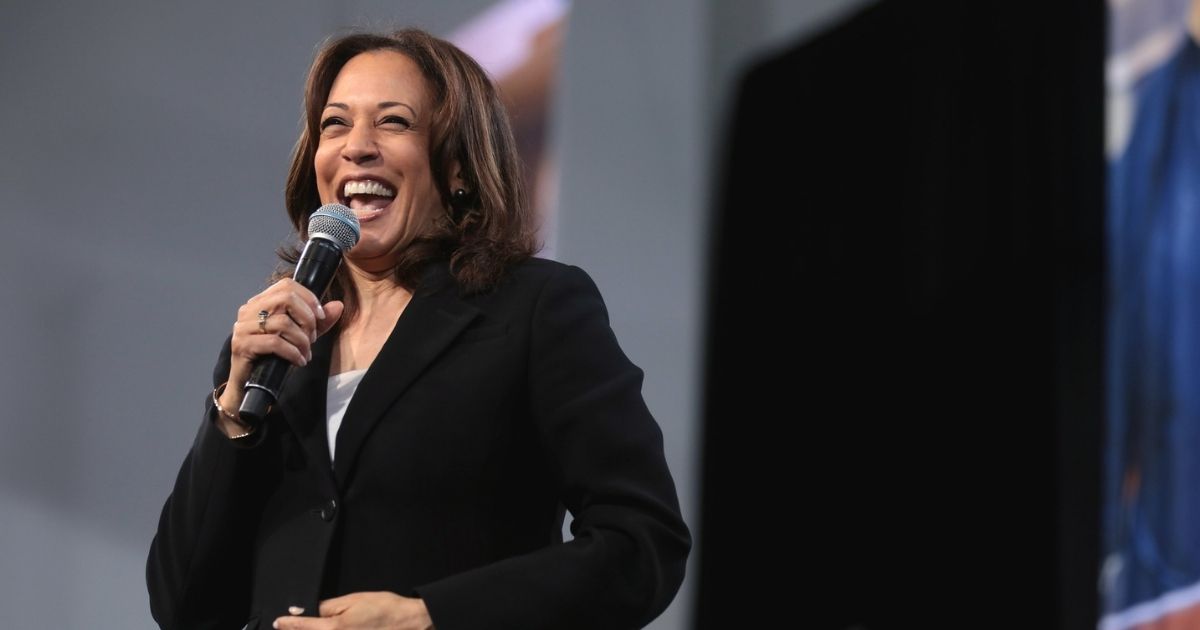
[0,1,866,627]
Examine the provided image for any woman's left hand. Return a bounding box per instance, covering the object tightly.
[272,592,433,629]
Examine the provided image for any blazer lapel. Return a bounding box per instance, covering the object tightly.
[332,270,480,487]
[277,333,337,481]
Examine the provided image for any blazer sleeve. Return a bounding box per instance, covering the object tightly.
[146,337,273,630]
[415,264,692,630]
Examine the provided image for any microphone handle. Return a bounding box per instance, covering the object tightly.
[238,237,344,426]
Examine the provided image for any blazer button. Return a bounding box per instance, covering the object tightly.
[318,499,337,522]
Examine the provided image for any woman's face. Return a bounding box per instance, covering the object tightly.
[314,50,441,272]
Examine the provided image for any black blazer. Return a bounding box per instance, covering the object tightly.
[147,258,691,630]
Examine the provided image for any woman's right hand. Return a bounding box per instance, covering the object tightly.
[215,278,344,437]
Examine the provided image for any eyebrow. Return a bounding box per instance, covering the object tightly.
[324,101,417,117]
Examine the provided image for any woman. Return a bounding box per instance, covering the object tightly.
[146,28,690,630]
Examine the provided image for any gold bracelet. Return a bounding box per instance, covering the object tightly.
[212,382,256,439]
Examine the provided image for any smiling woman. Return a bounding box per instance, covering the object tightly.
[145,28,690,630]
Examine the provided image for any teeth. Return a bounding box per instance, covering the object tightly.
[343,180,395,198]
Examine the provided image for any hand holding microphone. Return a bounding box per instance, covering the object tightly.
[215,204,360,436]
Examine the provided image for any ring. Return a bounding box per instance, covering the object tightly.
[257,309,269,333]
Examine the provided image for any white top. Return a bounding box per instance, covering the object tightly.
[326,368,368,464]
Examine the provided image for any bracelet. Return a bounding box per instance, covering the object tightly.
[212,382,256,440]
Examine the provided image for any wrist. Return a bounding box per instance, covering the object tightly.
[415,598,434,630]
[212,382,255,439]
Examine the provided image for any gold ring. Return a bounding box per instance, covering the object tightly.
[257,309,269,333]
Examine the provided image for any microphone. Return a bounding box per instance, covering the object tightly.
[238,203,360,426]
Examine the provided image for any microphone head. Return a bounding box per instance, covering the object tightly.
[307,203,360,252]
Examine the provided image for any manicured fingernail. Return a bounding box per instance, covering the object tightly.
[306,350,312,362]
[288,606,305,615]
[317,303,326,320]
[272,621,279,629]
[299,357,307,366]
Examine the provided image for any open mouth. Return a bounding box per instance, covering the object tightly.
[339,179,396,217]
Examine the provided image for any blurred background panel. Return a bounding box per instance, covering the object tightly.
[1102,0,1200,628]
[699,1,1102,628]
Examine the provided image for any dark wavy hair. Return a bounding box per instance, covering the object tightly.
[278,28,540,314]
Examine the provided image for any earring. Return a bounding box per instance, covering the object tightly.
[450,187,478,225]
[450,188,473,214]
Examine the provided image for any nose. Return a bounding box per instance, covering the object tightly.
[341,123,379,164]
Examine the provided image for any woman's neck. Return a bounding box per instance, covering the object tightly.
[330,264,413,374]
[344,264,412,328]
